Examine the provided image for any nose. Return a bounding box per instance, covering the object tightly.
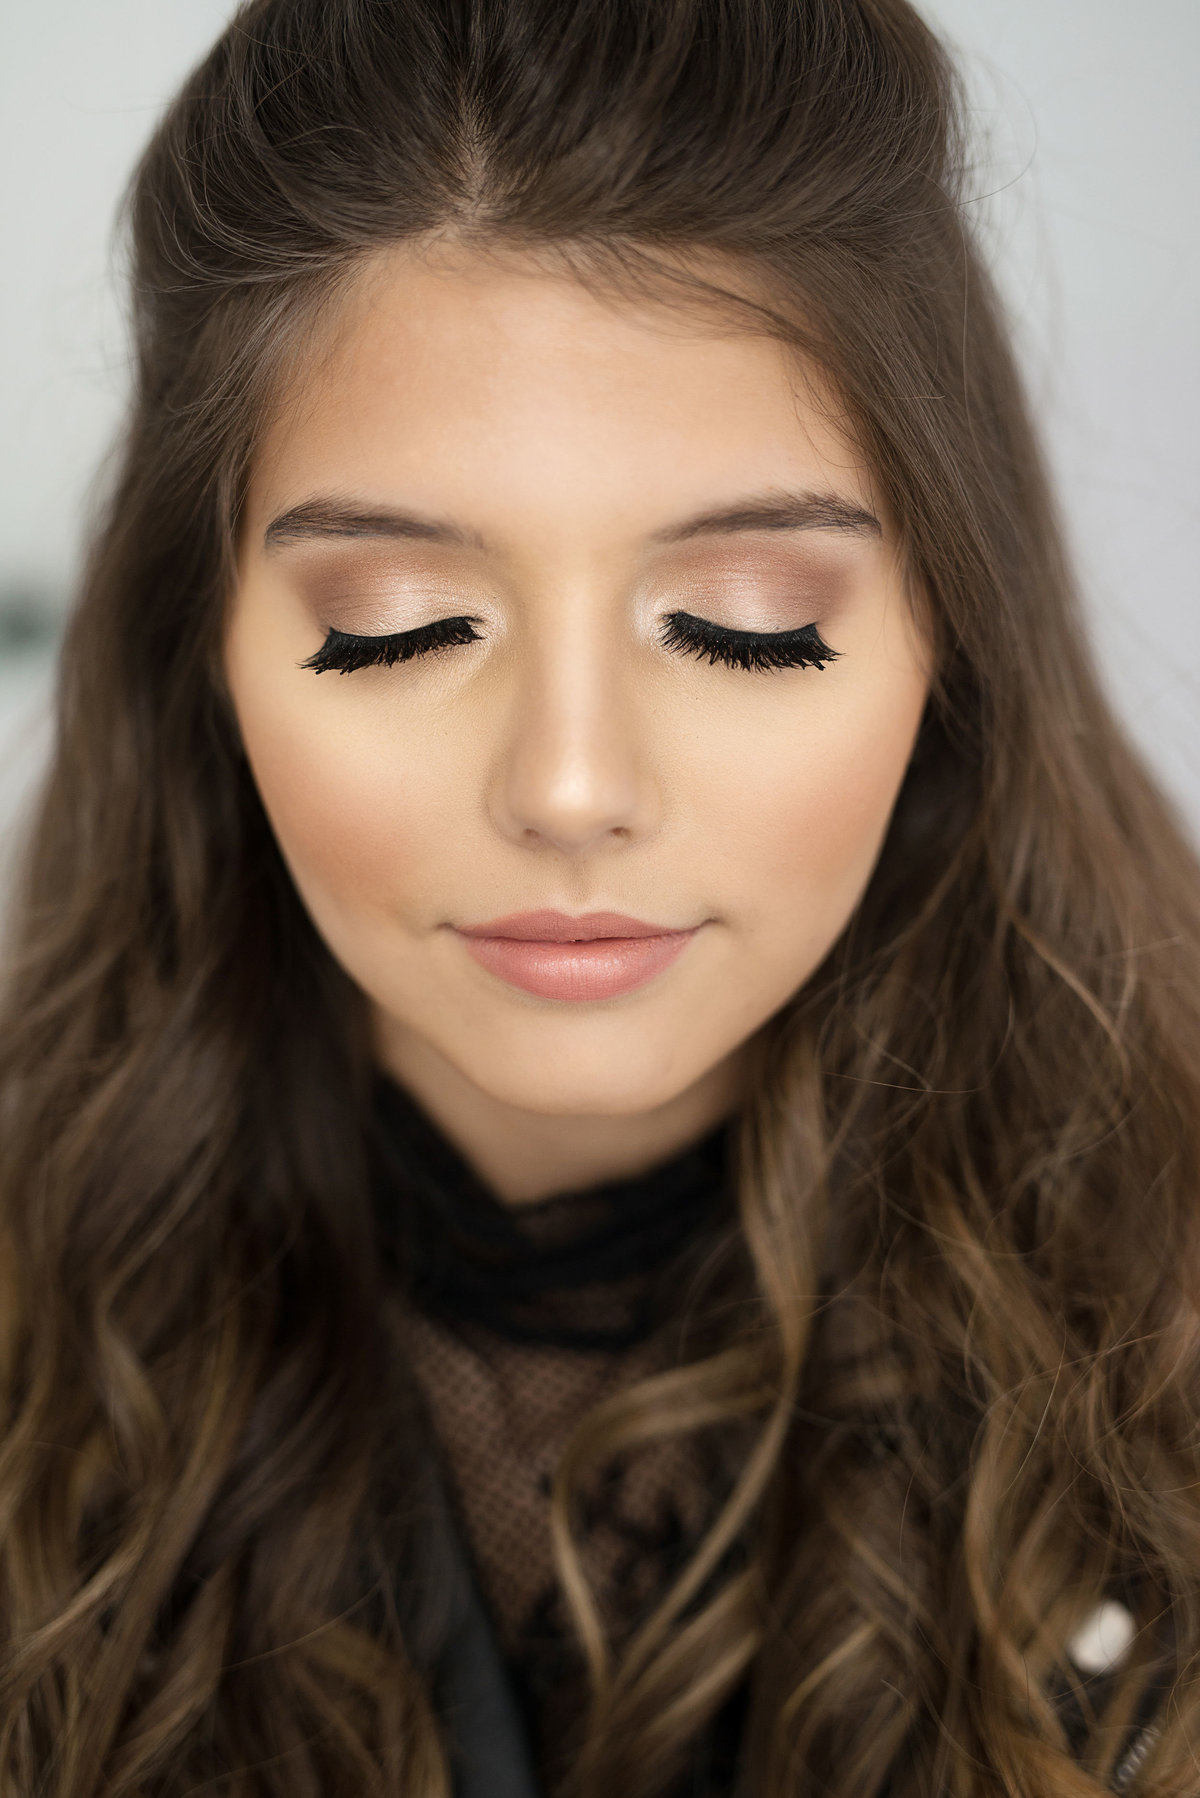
[486,623,662,856]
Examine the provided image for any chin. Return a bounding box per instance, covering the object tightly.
[452,1039,702,1120]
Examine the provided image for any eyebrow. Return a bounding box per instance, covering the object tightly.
[264,499,488,552]
[262,489,882,552]
[652,493,881,543]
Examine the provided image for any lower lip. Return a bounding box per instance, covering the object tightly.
[455,929,699,1000]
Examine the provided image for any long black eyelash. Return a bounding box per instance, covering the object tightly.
[659,610,840,673]
[300,616,485,674]
[300,610,839,677]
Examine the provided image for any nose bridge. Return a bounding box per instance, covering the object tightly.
[488,582,658,853]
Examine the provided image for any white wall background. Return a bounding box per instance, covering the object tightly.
[1,0,1197,862]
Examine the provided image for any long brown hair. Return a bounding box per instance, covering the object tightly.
[2,0,1199,1792]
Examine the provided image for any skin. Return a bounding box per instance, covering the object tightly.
[225,240,932,1203]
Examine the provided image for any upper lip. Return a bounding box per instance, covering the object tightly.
[455,909,690,942]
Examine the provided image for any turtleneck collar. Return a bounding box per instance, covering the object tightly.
[368,1071,736,1352]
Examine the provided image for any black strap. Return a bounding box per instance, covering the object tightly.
[423,1442,546,1798]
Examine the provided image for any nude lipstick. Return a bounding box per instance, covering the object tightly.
[452,909,700,1001]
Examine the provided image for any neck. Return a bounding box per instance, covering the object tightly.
[370,1021,750,1205]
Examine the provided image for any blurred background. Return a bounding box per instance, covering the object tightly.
[2,0,1197,876]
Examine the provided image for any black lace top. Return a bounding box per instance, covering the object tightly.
[369,1067,735,1349]
[369,1071,749,1793]
[368,1071,1172,1797]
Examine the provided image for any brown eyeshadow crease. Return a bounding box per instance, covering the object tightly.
[277,535,867,642]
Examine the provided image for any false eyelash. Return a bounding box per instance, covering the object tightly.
[300,610,840,677]
[300,616,485,674]
[660,610,840,672]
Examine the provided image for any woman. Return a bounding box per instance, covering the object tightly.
[1,0,1197,1793]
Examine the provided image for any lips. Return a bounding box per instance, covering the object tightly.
[452,909,702,1000]
[456,909,674,942]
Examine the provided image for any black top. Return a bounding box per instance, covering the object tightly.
[369,1069,736,1350]
[367,1073,1171,1798]
[368,1072,749,1796]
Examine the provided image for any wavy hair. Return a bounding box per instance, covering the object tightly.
[2,0,1199,1792]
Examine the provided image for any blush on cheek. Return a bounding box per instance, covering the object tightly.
[240,713,416,929]
[794,772,892,906]
[765,705,922,940]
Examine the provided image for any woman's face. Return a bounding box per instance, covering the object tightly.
[227,241,930,1170]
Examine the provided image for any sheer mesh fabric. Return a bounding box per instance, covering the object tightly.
[367,1076,1174,1795]
[393,1303,725,1784]
[369,1073,744,1791]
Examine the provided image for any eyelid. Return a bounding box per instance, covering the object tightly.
[658,547,853,608]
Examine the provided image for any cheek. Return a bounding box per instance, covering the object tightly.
[229,667,452,933]
[710,677,924,959]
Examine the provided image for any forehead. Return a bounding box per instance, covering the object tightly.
[248,239,879,551]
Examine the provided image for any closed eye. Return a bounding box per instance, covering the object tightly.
[299,616,486,673]
[298,610,840,676]
[659,610,840,672]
